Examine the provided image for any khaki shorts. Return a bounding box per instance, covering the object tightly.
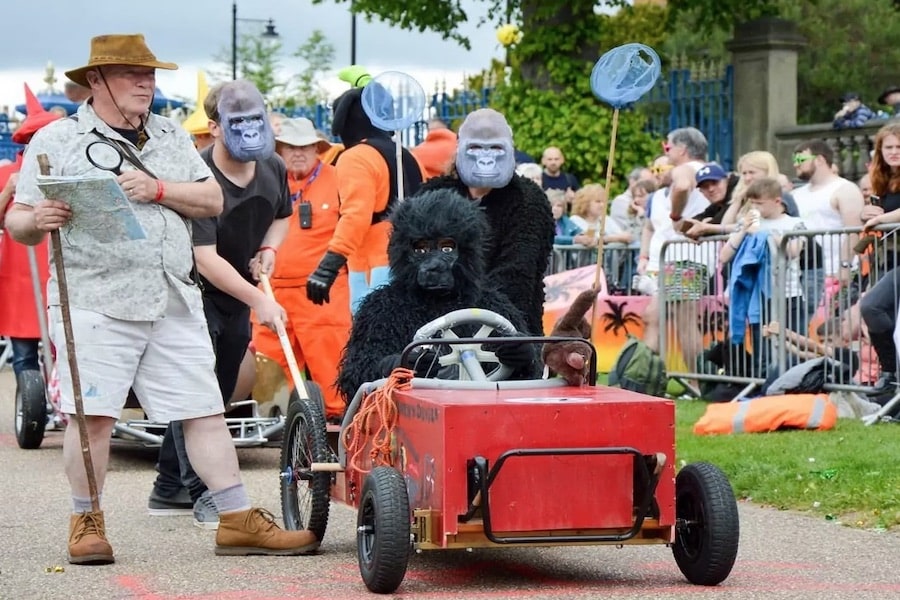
[49,289,224,423]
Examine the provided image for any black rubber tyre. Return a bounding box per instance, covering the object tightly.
[280,382,331,542]
[15,369,46,449]
[357,466,411,594]
[672,462,740,586]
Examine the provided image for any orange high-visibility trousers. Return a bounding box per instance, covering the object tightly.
[252,276,351,420]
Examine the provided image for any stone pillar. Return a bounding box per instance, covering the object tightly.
[726,18,806,167]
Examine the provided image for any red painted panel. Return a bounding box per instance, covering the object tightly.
[392,384,676,543]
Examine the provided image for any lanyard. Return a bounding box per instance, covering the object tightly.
[291,161,323,204]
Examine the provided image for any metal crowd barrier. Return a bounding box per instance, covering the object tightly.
[656,225,897,401]
[548,244,641,292]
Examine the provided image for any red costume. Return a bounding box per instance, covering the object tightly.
[0,85,59,339]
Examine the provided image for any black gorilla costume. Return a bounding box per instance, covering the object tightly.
[337,189,540,402]
[419,175,553,337]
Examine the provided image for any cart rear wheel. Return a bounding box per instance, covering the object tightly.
[672,462,739,586]
[280,383,331,542]
[357,466,410,594]
[15,369,46,449]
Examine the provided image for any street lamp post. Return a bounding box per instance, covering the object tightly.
[231,1,280,80]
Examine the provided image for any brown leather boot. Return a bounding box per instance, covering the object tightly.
[214,508,319,556]
[68,511,115,565]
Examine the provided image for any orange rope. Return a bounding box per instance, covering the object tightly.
[341,367,412,474]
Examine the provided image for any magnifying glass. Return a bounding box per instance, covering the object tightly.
[85,141,125,175]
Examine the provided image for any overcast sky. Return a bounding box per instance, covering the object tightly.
[0,0,504,113]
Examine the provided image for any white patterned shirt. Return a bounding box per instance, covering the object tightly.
[14,102,213,320]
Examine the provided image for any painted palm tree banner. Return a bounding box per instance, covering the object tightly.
[543,266,728,374]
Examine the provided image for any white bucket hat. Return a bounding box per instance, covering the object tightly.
[275,117,331,152]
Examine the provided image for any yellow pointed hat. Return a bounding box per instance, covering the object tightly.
[181,71,210,136]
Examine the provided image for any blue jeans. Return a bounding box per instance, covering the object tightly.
[10,338,40,376]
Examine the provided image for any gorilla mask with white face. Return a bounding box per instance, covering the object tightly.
[217,80,275,162]
[455,108,516,189]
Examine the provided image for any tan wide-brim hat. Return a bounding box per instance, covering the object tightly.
[275,117,331,153]
[65,34,178,87]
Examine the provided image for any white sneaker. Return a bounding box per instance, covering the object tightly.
[193,491,220,530]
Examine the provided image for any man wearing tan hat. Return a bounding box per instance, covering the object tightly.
[6,33,318,565]
[251,117,351,422]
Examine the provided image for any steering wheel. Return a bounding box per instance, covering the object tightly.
[412,308,519,382]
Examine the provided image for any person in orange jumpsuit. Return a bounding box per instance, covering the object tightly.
[0,84,59,377]
[306,85,426,313]
[252,118,351,421]
[411,118,458,180]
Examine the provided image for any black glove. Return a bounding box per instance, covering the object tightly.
[380,347,441,378]
[494,341,535,370]
[306,251,347,305]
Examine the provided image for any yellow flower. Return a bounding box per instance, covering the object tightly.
[496,23,522,47]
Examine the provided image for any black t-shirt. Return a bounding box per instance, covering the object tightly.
[880,191,900,212]
[192,146,292,313]
[542,171,580,192]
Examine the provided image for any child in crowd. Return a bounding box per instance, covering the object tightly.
[548,189,582,245]
[719,177,807,375]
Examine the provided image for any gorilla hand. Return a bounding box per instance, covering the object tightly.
[380,346,441,378]
[306,250,347,305]
[494,341,535,369]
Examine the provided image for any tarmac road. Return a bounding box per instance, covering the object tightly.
[1,369,899,600]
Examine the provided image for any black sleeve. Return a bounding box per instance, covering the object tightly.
[192,216,218,246]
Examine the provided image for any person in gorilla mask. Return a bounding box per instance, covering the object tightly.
[417,108,554,336]
[150,79,294,529]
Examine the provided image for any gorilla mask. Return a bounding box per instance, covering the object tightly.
[456,108,516,189]
[388,189,488,301]
[217,80,275,162]
[413,238,459,293]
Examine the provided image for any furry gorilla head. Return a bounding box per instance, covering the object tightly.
[388,190,487,300]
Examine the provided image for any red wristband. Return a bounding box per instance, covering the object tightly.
[669,212,683,221]
[154,180,165,202]
[258,245,277,255]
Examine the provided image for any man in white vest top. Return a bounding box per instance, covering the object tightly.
[791,140,864,321]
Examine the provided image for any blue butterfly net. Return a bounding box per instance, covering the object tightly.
[361,71,426,131]
[590,43,661,109]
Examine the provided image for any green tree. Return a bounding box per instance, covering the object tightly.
[663,0,900,124]
[214,29,335,107]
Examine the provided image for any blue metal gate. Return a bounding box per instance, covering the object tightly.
[638,62,734,171]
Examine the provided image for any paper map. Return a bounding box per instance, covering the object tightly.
[36,174,147,244]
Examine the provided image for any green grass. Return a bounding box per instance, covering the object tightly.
[675,400,900,530]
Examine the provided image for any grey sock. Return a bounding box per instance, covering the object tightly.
[72,495,100,514]
[210,484,251,514]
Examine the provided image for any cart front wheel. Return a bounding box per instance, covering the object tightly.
[672,462,739,586]
[15,369,46,449]
[280,383,331,542]
[357,466,411,594]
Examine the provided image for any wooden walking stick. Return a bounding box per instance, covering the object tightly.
[259,272,310,401]
[37,153,100,512]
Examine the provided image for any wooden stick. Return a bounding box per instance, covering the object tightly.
[258,272,309,400]
[37,153,100,513]
[590,108,620,331]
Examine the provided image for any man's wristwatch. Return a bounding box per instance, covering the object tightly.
[840,260,853,269]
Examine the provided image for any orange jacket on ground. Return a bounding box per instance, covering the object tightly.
[0,156,50,339]
[330,142,426,274]
[251,161,351,419]
[693,394,836,435]
[411,128,457,180]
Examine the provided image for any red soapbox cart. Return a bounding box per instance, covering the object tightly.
[279,309,740,594]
